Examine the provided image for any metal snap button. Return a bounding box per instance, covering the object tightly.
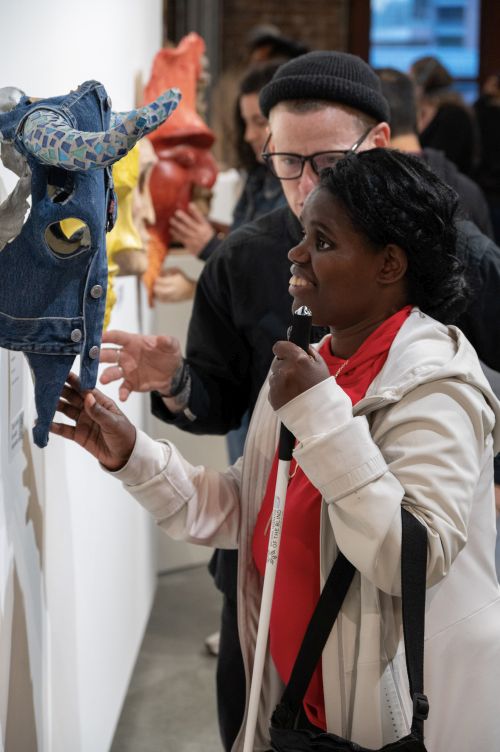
[70,328,82,343]
[90,284,103,299]
[89,346,100,359]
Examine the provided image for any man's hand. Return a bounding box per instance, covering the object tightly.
[268,341,330,411]
[169,202,215,256]
[99,330,183,402]
[153,267,197,303]
[50,373,137,471]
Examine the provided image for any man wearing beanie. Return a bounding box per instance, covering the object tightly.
[101,51,500,751]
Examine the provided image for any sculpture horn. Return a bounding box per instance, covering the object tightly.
[20,87,181,171]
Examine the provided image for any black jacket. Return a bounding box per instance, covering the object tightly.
[422,148,494,239]
[420,102,479,176]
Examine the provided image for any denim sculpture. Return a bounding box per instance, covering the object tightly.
[0,80,181,447]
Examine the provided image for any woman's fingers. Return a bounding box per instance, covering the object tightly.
[85,387,121,414]
[169,216,195,236]
[187,202,206,221]
[60,384,84,409]
[50,421,77,441]
[171,210,201,231]
[56,397,81,423]
[66,371,82,390]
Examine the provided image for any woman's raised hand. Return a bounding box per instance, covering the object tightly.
[153,267,197,303]
[50,373,137,471]
[169,202,216,257]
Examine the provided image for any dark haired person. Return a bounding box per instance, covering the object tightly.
[53,148,500,751]
[410,55,479,175]
[377,67,493,238]
[211,25,309,169]
[474,72,500,243]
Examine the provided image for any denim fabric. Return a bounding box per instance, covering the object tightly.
[0,81,115,447]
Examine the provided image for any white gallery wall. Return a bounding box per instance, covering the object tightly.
[0,2,165,751]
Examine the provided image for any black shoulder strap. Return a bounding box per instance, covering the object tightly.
[277,508,429,739]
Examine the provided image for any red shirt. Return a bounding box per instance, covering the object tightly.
[252,306,411,729]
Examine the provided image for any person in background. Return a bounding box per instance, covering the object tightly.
[377,67,493,238]
[211,24,309,169]
[53,148,500,752]
[474,72,500,243]
[410,55,479,176]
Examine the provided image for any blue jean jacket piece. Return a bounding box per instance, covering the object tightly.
[0,81,115,447]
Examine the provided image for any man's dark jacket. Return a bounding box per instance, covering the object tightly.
[422,147,494,239]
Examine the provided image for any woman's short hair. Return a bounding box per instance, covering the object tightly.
[319,148,469,323]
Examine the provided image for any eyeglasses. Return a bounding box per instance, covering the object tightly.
[261,127,372,180]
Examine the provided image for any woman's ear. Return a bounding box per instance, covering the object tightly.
[378,243,408,285]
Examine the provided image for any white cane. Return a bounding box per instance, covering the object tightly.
[243,305,312,752]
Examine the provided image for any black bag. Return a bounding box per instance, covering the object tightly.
[269,509,429,752]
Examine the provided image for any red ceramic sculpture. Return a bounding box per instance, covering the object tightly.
[143,33,218,302]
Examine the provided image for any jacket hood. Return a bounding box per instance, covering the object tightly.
[360,309,500,451]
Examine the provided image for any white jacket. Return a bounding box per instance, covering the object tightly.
[113,309,500,751]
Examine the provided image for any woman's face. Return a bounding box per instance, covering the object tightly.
[288,188,389,329]
[239,93,269,161]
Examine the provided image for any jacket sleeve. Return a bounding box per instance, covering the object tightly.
[456,220,500,371]
[198,233,222,262]
[278,375,494,596]
[110,429,242,548]
[150,238,253,436]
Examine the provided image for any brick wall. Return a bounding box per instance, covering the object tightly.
[220,0,350,70]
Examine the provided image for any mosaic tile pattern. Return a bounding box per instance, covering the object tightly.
[22,88,181,172]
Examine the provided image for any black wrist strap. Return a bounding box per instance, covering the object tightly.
[274,508,428,740]
[160,360,190,398]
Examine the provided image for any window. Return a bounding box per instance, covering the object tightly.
[369,0,481,100]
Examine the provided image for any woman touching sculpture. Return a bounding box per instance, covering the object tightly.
[51,149,500,751]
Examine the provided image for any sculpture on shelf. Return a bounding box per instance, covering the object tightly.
[107,143,144,278]
[143,32,218,302]
[0,80,181,447]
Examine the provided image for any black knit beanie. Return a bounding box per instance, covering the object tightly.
[259,51,390,123]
